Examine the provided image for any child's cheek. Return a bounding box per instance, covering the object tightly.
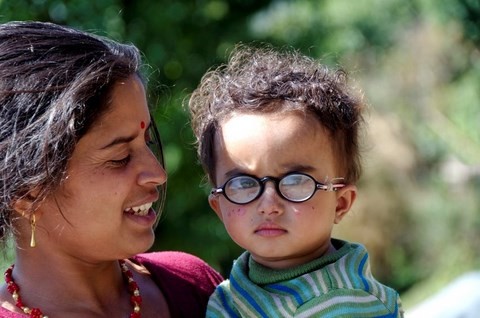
[291,206,312,216]
[227,207,247,217]
[292,206,301,215]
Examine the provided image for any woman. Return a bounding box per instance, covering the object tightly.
[0,21,222,317]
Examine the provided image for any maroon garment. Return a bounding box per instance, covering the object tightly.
[0,251,223,318]
[132,251,223,317]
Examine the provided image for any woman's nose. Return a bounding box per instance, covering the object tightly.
[137,148,167,186]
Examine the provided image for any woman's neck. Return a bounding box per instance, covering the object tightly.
[2,253,131,317]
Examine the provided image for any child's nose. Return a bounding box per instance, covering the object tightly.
[258,184,283,215]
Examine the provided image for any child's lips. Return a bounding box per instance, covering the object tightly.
[254,223,287,237]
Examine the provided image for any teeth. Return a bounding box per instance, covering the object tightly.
[124,202,153,216]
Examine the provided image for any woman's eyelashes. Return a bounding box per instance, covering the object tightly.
[109,155,131,167]
[107,132,154,168]
[145,128,154,145]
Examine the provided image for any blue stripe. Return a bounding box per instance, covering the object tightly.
[217,286,240,318]
[268,283,303,304]
[231,277,270,318]
[358,253,370,292]
[347,250,361,287]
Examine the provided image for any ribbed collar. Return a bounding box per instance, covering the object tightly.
[247,239,355,285]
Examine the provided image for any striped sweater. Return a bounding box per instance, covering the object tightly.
[207,239,404,317]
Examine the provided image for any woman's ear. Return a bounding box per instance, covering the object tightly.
[334,184,357,224]
[208,194,224,221]
[11,191,39,219]
[12,198,33,219]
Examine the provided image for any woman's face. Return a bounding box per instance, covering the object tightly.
[33,75,166,261]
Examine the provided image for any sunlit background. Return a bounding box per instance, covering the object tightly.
[1,0,479,314]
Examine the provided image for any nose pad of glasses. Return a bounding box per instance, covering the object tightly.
[258,182,276,198]
[259,182,281,206]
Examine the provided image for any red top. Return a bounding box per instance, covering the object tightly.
[0,251,223,318]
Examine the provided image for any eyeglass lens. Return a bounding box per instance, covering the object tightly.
[224,174,316,204]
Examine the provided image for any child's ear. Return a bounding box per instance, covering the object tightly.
[208,194,223,221]
[334,185,357,224]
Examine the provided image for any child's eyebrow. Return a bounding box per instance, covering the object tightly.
[284,164,315,173]
[224,168,246,178]
[222,164,316,179]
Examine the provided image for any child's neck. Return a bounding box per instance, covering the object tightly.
[327,242,337,254]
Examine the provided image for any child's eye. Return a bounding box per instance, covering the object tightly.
[109,155,131,167]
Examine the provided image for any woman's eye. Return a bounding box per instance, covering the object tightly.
[145,127,153,143]
[146,140,155,147]
[109,155,131,167]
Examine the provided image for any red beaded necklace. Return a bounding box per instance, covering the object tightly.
[4,260,142,318]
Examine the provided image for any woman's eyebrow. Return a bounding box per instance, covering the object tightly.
[100,134,137,150]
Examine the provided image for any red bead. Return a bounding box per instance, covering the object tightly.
[128,281,138,292]
[7,282,19,293]
[30,308,43,318]
[15,299,24,308]
[130,313,141,318]
[131,295,142,305]
[5,269,13,281]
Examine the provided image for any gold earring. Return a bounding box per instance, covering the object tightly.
[30,214,36,248]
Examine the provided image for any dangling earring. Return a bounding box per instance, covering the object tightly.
[30,214,36,248]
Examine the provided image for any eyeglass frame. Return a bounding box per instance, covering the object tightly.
[211,172,345,205]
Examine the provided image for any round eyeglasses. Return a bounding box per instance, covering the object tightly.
[211,172,345,205]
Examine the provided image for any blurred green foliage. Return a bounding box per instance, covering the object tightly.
[1,0,479,309]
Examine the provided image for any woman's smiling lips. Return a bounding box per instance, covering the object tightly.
[124,205,157,227]
[124,202,154,216]
[123,195,159,226]
[254,222,287,237]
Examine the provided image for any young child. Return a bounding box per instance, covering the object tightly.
[188,44,404,317]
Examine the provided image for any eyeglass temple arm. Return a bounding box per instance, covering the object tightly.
[317,182,346,192]
[211,188,223,195]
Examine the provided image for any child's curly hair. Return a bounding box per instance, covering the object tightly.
[188,43,364,185]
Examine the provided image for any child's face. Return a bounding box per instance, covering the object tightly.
[209,111,356,269]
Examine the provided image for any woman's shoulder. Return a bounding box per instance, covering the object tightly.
[132,251,222,281]
[131,251,223,317]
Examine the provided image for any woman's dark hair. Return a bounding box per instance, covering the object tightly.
[0,21,143,244]
[188,43,364,185]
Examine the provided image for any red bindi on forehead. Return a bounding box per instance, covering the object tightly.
[140,121,145,129]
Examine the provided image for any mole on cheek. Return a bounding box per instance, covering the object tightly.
[228,208,246,217]
[235,208,246,216]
